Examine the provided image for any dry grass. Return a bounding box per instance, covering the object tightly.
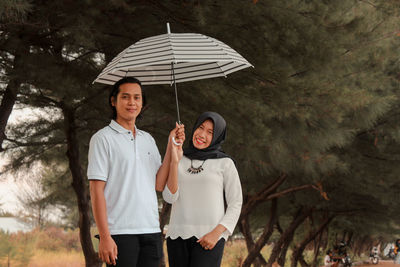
[1,229,320,267]
[30,240,275,267]
[24,239,265,267]
[28,249,85,267]
[221,239,248,266]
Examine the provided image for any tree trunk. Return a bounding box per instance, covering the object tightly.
[299,255,309,267]
[346,231,353,246]
[312,228,324,267]
[354,235,368,256]
[276,220,283,234]
[237,173,320,267]
[240,175,286,218]
[277,237,292,267]
[0,50,25,151]
[62,104,102,267]
[159,201,171,267]
[291,215,334,267]
[322,226,328,252]
[341,230,347,243]
[239,182,280,267]
[267,207,313,267]
[239,213,266,267]
[241,199,278,267]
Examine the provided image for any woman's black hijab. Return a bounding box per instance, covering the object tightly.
[184,111,232,160]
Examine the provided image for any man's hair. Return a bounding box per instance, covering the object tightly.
[109,77,146,120]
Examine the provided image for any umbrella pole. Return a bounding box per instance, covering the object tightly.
[171,62,181,124]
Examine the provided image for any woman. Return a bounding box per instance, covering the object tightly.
[163,111,243,267]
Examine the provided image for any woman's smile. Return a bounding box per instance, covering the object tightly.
[192,119,214,149]
[195,137,206,145]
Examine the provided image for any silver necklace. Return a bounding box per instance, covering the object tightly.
[187,159,206,174]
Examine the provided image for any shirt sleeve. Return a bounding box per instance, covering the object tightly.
[219,159,243,235]
[87,133,109,181]
[162,185,180,204]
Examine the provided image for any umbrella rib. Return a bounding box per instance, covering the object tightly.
[168,34,177,85]
[209,36,232,78]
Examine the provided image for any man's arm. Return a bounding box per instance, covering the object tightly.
[155,137,172,192]
[90,180,118,266]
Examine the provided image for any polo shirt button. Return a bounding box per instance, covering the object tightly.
[131,138,133,141]
[128,132,131,134]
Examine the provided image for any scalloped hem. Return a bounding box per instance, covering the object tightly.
[166,233,228,241]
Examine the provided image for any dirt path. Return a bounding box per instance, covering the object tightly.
[356,260,399,267]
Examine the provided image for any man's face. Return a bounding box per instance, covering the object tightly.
[112,83,143,122]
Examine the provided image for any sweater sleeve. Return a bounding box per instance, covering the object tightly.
[162,185,180,204]
[219,159,243,235]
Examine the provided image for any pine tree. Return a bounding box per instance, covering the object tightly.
[1,1,400,266]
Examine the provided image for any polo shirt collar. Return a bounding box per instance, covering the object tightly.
[109,120,143,136]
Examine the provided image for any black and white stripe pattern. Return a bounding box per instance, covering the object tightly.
[93,33,253,85]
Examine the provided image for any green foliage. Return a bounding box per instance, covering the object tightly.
[1,0,400,263]
[0,0,31,22]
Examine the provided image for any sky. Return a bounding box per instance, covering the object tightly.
[0,106,45,214]
[0,173,20,213]
[0,106,66,225]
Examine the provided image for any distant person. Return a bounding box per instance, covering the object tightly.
[163,112,243,267]
[88,77,184,267]
[370,246,379,257]
[324,250,339,267]
[324,250,333,267]
[395,239,400,264]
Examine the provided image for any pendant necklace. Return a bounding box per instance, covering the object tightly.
[187,159,206,174]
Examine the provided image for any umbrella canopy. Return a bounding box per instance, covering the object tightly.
[94,23,253,124]
[93,25,253,85]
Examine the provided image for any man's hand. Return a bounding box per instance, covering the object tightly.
[169,122,185,145]
[171,138,183,163]
[99,235,118,266]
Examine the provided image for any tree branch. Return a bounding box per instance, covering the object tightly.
[5,137,65,147]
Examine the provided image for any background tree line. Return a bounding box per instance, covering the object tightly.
[1,0,400,266]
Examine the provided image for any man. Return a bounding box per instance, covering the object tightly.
[88,77,184,266]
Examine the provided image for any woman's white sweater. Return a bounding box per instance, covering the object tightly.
[163,156,243,240]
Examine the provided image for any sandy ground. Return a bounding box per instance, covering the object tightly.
[357,260,399,267]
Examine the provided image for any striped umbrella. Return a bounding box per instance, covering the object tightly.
[93,23,253,123]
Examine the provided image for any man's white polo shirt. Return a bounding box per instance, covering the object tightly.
[87,120,162,235]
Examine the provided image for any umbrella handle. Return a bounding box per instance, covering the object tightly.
[172,137,182,146]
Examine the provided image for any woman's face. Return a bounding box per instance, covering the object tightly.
[192,119,214,150]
